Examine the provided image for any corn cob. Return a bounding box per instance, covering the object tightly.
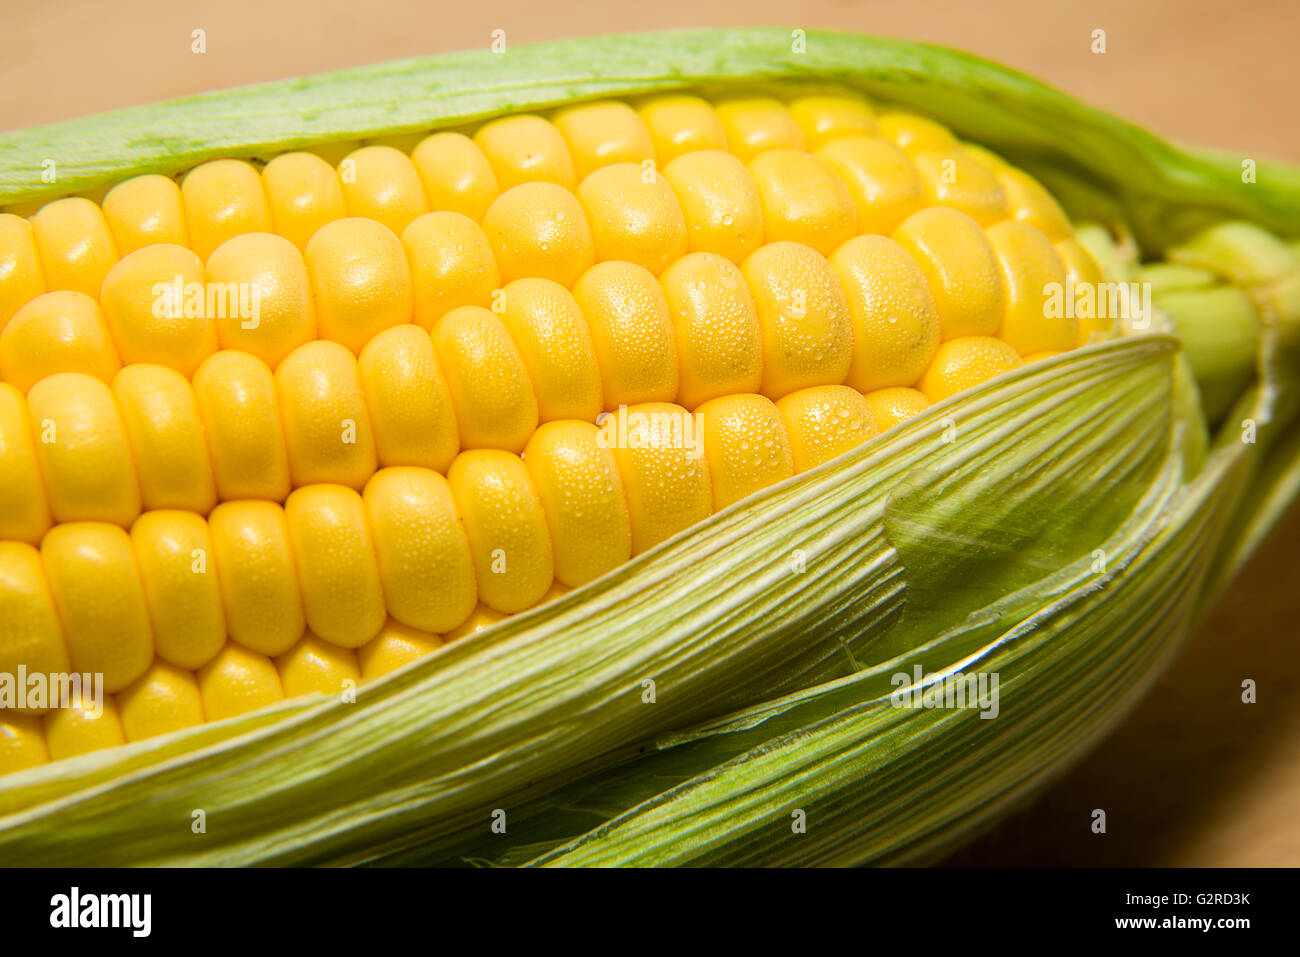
[0,95,1094,533]
[0,30,1294,869]
[0,88,1107,773]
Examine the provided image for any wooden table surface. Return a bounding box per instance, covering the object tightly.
[2,0,1296,866]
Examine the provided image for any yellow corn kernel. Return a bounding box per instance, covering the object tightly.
[523,420,632,587]
[442,604,507,644]
[112,364,216,513]
[912,150,1009,227]
[130,510,225,670]
[101,174,189,252]
[988,220,1075,356]
[363,467,478,633]
[919,336,1022,402]
[304,217,413,354]
[0,290,121,393]
[197,642,285,722]
[662,150,766,264]
[815,136,927,235]
[117,659,205,742]
[715,97,805,162]
[431,306,539,453]
[788,93,878,150]
[402,211,500,330]
[777,384,879,472]
[99,243,217,376]
[357,619,442,680]
[748,150,857,256]
[209,500,305,656]
[205,232,317,366]
[0,383,52,544]
[276,632,361,697]
[357,325,460,472]
[496,278,603,422]
[878,111,959,155]
[659,252,763,408]
[553,101,657,181]
[286,484,386,647]
[637,95,728,163]
[0,214,46,329]
[261,151,348,253]
[697,393,795,510]
[181,159,272,261]
[0,714,49,773]
[741,241,853,399]
[410,132,501,222]
[0,541,71,713]
[864,386,932,432]
[572,261,679,408]
[192,351,292,502]
[27,373,141,527]
[893,207,1005,340]
[1055,239,1112,345]
[997,167,1073,242]
[275,339,378,490]
[30,198,120,298]
[960,142,1014,174]
[831,235,942,391]
[338,145,429,237]
[45,695,126,760]
[482,182,595,287]
[578,163,688,275]
[448,449,554,613]
[474,114,577,191]
[41,522,154,692]
[606,402,713,555]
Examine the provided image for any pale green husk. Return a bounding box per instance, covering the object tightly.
[0,30,1297,867]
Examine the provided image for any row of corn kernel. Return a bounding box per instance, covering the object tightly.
[0,93,1110,543]
[1,117,908,380]
[0,197,1097,409]
[0,325,461,544]
[2,476,488,707]
[0,206,1100,543]
[0,217,421,387]
[0,589,563,776]
[0,617,446,775]
[1,89,1087,338]
[0,96,1103,427]
[0,89,884,326]
[2,383,902,711]
[0,374,930,776]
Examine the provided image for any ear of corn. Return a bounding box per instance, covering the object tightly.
[0,29,1296,867]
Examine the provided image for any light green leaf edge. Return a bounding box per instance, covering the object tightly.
[1,29,1297,254]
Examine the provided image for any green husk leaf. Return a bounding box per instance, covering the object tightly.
[0,338,1176,865]
[450,315,1280,868]
[528,444,1219,867]
[1161,223,1300,598]
[2,29,1298,255]
[363,342,1182,867]
[1156,286,1260,424]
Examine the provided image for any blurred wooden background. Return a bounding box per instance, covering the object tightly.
[1,0,1296,865]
